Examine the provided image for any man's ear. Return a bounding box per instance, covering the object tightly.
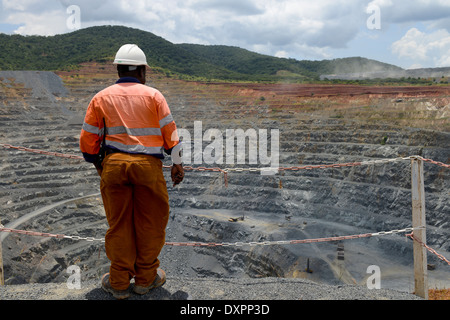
[140,67,146,84]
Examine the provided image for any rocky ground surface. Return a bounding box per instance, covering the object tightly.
[0,65,449,300]
[0,276,422,300]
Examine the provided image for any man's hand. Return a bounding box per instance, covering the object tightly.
[171,164,184,187]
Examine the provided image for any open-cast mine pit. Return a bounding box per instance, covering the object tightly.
[0,66,449,299]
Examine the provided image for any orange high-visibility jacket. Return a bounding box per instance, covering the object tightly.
[80,78,179,163]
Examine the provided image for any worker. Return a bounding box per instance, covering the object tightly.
[79,44,184,299]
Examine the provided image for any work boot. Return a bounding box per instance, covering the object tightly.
[101,273,130,300]
[133,268,166,295]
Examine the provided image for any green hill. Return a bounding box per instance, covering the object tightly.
[0,25,403,82]
[178,43,404,80]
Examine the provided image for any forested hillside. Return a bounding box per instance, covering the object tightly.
[0,25,403,81]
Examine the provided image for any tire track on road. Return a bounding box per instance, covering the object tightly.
[1,193,100,242]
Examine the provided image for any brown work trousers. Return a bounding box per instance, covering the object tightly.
[100,153,169,291]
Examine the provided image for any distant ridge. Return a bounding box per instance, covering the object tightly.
[0,25,404,82]
[321,66,450,81]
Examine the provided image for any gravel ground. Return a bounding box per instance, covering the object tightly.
[0,70,68,101]
[0,276,422,301]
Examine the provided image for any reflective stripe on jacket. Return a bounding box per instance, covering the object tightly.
[80,77,179,163]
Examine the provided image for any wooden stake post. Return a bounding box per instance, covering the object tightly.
[0,219,4,285]
[410,157,428,299]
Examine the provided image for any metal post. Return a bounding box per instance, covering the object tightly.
[0,219,4,285]
[410,157,428,299]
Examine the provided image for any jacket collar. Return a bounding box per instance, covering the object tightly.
[116,77,142,84]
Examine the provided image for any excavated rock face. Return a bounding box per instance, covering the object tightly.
[0,68,449,292]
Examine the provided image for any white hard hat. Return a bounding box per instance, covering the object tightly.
[113,44,148,66]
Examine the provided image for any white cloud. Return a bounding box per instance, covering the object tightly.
[275,51,289,59]
[1,0,368,60]
[1,0,450,67]
[392,28,450,67]
[3,0,38,11]
[5,11,68,36]
[368,0,450,27]
[392,28,428,60]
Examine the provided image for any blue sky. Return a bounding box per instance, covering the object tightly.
[1,0,450,70]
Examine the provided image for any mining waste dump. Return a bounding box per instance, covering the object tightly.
[0,66,449,297]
